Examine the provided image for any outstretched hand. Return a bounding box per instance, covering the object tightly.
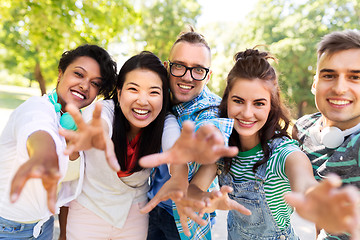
[59,103,119,172]
[198,186,252,217]
[139,121,238,168]
[10,143,61,214]
[140,171,207,237]
[140,173,205,215]
[284,174,360,238]
[173,196,208,237]
[140,176,187,215]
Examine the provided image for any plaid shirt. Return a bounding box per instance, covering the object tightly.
[171,86,234,240]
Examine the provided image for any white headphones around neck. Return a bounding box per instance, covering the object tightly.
[311,120,360,149]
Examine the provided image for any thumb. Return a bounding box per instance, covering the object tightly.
[284,192,306,209]
[139,152,171,168]
[105,137,120,172]
[140,197,161,214]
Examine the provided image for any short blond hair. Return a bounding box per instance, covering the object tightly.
[171,25,210,52]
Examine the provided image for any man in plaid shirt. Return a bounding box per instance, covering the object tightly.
[144,28,235,240]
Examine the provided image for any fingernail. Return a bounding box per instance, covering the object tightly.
[10,193,18,202]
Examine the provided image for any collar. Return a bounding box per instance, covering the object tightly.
[171,86,221,116]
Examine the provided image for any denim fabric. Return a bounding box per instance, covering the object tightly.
[147,165,173,216]
[147,205,181,240]
[219,163,299,240]
[0,216,54,239]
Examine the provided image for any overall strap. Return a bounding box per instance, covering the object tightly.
[255,161,267,181]
[255,137,285,182]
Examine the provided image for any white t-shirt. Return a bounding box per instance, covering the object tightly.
[162,113,181,152]
[76,99,151,228]
[0,95,83,224]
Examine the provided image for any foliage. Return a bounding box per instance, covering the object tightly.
[134,0,201,62]
[260,0,359,117]
[203,0,360,118]
[1,0,359,118]
[0,0,138,94]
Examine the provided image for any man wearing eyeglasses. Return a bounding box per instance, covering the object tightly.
[144,27,235,240]
[166,55,210,104]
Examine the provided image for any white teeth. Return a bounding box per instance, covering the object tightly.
[179,84,192,90]
[133,109,149,115]
[239,120,254,125]
[329,99,350,105]
[72,91,84,99]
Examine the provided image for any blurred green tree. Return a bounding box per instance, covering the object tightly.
[133,0,201,62]
[255,0,360,117]
[0,0,138,95]
[204,0,359,118]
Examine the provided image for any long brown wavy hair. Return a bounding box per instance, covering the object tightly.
[219,47,291,173]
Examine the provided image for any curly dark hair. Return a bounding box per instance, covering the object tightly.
[58,44,117,98]
[219,47,291,173]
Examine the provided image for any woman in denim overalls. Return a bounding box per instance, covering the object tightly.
[216,138,299,240]
[187,48,353,240]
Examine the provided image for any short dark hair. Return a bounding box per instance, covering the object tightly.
[58,44,117,98]
[317,29,360,60]
[219,48,290,173]
[109,51,170,173]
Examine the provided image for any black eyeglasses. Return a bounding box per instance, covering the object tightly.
[168,61,210,81]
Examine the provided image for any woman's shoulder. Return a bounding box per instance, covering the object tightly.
[269,137,300,153]
[15,95,54,117]
[267,137,301,176]
[22,94,51,106]
[83,99,114,119]
[101,99,115,108]
[84,99,114,111]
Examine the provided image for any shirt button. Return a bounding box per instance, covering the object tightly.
[279,235,286,240]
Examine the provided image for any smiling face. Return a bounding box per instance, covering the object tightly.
[56,56,102,111]
[118,69,163,139]
[227,78,271,150]
[165,41,211,104]
[313,49,360,130]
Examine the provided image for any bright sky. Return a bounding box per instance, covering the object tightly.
[197,0,257,26]
[112,0,258,65]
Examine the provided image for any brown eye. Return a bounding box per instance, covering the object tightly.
[254,102,265,107]
[91,81,100,88]
[194,68,205,74]
[350,75,360,80]
[322,74,335,79]
[75,72,83,77]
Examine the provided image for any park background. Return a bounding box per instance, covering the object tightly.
[0,0,358,239]
[0,0,359,118]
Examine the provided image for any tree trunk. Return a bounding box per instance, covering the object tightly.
[34,61,46,95]
[297,100,307,119]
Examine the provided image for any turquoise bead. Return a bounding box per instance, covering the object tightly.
[60,113,78,130]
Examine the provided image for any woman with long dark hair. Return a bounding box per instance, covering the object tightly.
[64,51,170,239]
[186,48,357,239]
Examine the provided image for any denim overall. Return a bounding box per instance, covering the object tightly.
[218,144,299,240]
[0,215,54,239]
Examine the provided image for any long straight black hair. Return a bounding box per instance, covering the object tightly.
[106,51,169,173]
